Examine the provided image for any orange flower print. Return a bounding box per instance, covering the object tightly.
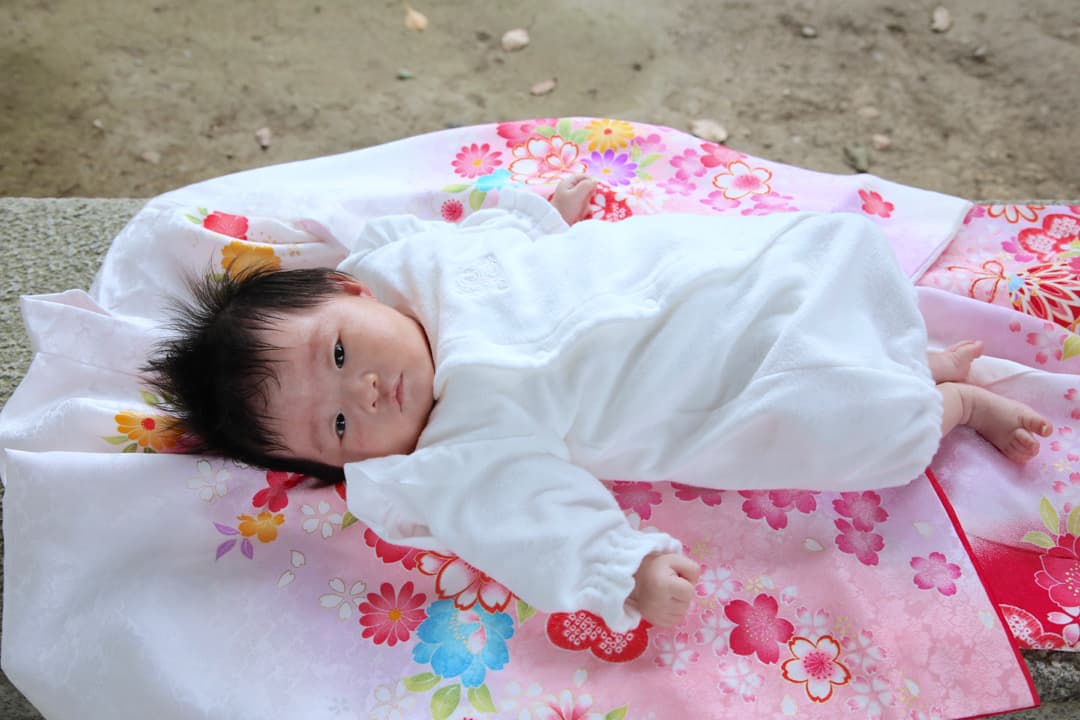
[711,161,773,200]
[585,118,635,153]
[114,411,180,451]
[987,204,1045,224]
[221,240,281,278]
[781,635,852,702]
[236,511,285,543]
[509,135,588,184]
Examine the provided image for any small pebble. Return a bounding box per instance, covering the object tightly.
[972,45,988,61]
[857,106,881,120]
[530,77,557,96]
[843,143,870,172]
[931,6,952,33]
[396,68,415,80]
[403,4,427,31]
[871,133,892,151]
[255,127,272,149]
[92,119,105,130]
[501,28,530,52]
[801,24,818,38]
[140,150,161,165]
[690,118,729,143]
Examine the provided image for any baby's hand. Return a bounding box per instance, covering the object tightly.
[551,174,598,225]
[628,552,701,628]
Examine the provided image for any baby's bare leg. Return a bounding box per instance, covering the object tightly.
[938,382,1051,462]
[928,340,984,383]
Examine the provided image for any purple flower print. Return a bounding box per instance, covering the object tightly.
[214,522,254,560]
[584,150,638,186]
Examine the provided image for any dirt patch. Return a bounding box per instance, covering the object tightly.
[2,0,1077,200]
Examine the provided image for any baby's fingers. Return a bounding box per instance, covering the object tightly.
[669,554,703,584]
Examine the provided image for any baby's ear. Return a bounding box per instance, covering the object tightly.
[330,271,374,298]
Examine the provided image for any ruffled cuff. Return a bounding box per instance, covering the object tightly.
[575,523,684,633]
[495,188,571,239]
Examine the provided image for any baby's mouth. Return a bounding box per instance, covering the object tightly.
[394,373,404,412]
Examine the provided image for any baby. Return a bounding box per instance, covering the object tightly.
[147,175,1050,631]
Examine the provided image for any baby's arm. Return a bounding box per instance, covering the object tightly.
[347,436,685,632]
[630,553,701,628]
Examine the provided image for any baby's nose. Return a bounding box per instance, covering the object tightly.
[357,372,379,413]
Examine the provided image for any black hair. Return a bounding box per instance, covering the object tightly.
[143,266,350,487]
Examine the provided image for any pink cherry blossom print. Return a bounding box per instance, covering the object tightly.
[611,480,662,519]
[858,189,895,218]
[911,552,963,596]
[832,491,889,532]
[781,635,852,702]
[725,593,794,664]
[834,519,885,566]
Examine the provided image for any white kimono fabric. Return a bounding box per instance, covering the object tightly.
[338,190,943,631]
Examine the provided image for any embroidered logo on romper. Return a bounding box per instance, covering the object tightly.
[456,254,509,295]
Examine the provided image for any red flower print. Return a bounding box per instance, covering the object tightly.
[363,528,422,570]
[781,635,851,702]
[546,610,650,662]
[1001,604,1066,650]
[441,198,464,222]
[452,143,503,179]
[858,189,894,218]
[496,118,558,146]
[834,519,884,565]
[832,491,888,532]
[611,481,662,520]
[358,581,427,646]
[1015,213,1080,261]
[911,552,962,596]
[251,471,305,512]
[1034,532,1080,608]
[589,185,633,222]
[739,490,817,530]
[725,593,794,664]
[672,482,724,506]
[416,550,513,612]
[202,211,249,239]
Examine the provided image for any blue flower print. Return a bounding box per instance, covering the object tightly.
[474,169,512,192]
[412,600,514,687]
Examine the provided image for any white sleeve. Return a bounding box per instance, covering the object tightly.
[458,188,570,239]
[335,189,570,266]
[344,437,682,632]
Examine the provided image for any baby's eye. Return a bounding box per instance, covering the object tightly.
[334,339,345,368]
[335,413,347,439]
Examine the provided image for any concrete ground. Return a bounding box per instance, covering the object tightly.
[2,0,1078,716]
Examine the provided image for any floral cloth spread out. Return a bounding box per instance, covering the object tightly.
[4,117,1079,720]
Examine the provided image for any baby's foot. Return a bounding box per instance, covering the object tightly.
[929,341,984,383]
[962,384,1052,462]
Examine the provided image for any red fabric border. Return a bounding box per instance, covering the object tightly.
[924,468,1040,717]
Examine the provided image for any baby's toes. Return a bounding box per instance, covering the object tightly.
[1008,428,1041,461]
[1021,413,1052,437]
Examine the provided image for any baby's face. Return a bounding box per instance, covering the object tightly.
[259,286,435,467]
